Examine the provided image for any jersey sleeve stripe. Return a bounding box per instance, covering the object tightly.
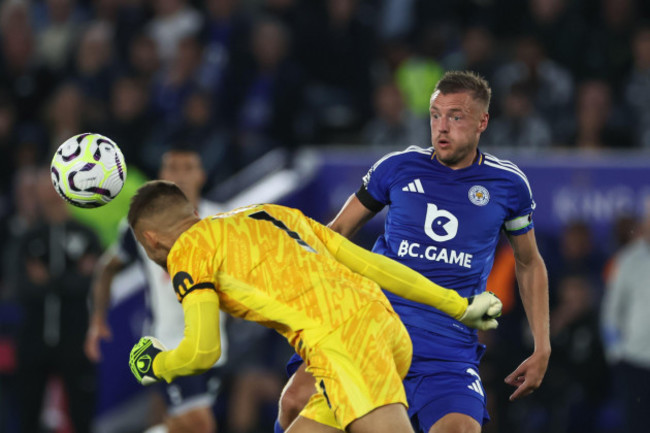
[483,160,533,198]
[483,153,528,179]
[367,146,432,173]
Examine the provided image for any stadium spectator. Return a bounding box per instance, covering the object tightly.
[523,0,589,78]
[545,220,607,301]
[295,0,375,140]
[601,203,650,433]
[146,0,202,65]
[125,32,161,86]
[45,83,87,152]
[197,0,251,96]
[14,167,102,433]
[545,274,609,433]
[0,3,56,124]
[221,17,304,161]
[482,81,552,150]
[492,35,574,143]
[583,0,637,89]
[394,27,446,118]
[624,25,650,147]
[104,75,155,177]
[570,79,634,149]
[151,36,204,126]
[362,81,428,148]
[72,21,118,104]
[442,26,499,91]
[33,0,85,74]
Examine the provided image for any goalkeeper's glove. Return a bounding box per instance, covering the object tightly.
[129,336,167,385]
[458,291,502,331]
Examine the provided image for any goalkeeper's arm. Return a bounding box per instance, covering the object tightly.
[151,289,222,383]
[321,229,501,329]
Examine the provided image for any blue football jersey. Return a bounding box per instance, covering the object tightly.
[357,146,535,344]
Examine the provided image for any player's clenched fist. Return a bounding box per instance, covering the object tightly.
[458,291,502,331]
[129,336,167,385]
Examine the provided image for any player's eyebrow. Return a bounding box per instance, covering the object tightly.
[430,106,465,113]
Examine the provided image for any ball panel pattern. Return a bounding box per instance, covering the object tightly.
[50,133,127,208]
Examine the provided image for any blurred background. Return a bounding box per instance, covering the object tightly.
[1,0,650,432]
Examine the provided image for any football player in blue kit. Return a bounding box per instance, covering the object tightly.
[276,71,550,433]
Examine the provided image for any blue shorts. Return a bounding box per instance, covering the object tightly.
[158,369,222,416]
[286,352,303,377]
[404,359,489,432]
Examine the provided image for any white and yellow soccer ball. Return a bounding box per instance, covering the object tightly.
[51,133,127,208]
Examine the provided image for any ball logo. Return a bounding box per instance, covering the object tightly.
[424,203,458,242]
[468,185,490,206]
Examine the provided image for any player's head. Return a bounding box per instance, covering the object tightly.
[429,71,491,169]
[159,148,206,206]
[128,180,199,270]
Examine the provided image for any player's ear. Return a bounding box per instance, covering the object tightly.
[142,229,159,249]
[478,111,489,133]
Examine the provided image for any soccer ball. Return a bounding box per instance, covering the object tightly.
[51,133,127,208]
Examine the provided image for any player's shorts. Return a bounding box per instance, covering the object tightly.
[286,352,303,377]
[405,359,490,431]
[300,301,412,429]
[158,369,222,416]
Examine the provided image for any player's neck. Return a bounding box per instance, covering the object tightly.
[437,149,480,170]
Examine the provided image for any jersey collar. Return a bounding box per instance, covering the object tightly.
[430,149,484,171]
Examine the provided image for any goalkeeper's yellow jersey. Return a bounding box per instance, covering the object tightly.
[155,203,467,383]
[166,203,391,348]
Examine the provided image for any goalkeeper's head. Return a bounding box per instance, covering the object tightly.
[128,180,200,271]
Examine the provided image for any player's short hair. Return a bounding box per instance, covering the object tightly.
[434,71,492,110]
[128,180,189,229]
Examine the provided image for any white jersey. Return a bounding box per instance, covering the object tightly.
[116,200,228,366]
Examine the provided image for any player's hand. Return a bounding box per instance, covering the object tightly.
[458,291,502,331]
[129,336,167,385]
[504,349,550,401]
[84,315,112,362]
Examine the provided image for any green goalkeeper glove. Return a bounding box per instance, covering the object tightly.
[458,291,502,331]
[129,336,167,385]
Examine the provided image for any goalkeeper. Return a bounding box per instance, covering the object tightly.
[127,181,502,433]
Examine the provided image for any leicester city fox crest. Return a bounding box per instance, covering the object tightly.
[468,185,490,206]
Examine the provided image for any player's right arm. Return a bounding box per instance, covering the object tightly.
[84,251,126,362]
[327,194,377,238]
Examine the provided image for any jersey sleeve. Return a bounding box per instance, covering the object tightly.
[504,171,536,236]
[306,217,468,319]
[355,151,400,212]
[167,234,218,303]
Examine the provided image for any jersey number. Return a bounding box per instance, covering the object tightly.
[248,211,316,253]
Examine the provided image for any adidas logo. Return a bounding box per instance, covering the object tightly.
[402,179,425,193]
[466,368,484,397]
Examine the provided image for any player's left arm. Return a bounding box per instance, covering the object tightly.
[129,236,222,385]
[504,229,551,401]
[130,289,222,385]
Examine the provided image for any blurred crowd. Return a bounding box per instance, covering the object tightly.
[0,0,650,191]
[1,0,650,432]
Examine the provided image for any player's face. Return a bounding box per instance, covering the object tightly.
[429,91,489,169]
[159,152,205,198]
